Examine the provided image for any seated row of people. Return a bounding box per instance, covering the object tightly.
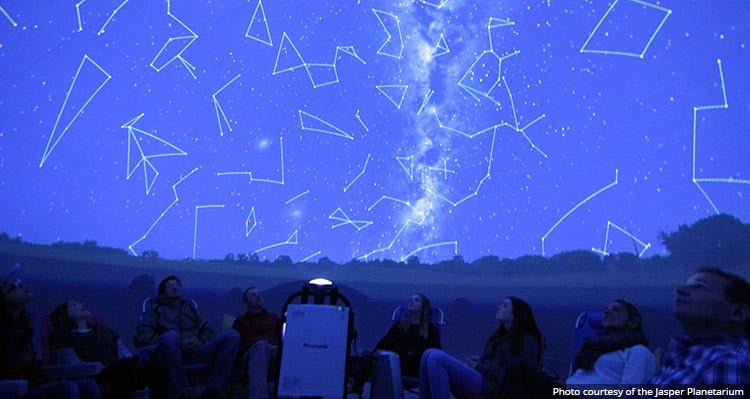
[3,266,750,399]
[410,267,750,399]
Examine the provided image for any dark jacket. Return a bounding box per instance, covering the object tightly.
[134,298,214,347]
[0,307,36,381]
[50,324,121,367]
[475,333,540,398]
[376,321,441,377]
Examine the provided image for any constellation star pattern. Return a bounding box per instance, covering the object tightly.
[121,113,188,195]
[2,1,748,263]
[580,0,672,59]
[591,221,651,257]
[40,55,111,168]
[691,59,750,213]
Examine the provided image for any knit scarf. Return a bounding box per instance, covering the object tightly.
[574,329,649,370]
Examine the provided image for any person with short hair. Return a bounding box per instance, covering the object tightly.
[649,267,750,385]
[134,275,240,399]
[232,286,280,399]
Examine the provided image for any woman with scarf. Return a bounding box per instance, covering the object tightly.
[566,299,656,385]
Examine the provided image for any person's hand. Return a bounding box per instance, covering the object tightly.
[464,355,479,369]
[181,337,201,356]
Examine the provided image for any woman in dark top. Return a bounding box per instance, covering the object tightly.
[49,300,153,399]
[419,296,543,399]
[375,293,441,377]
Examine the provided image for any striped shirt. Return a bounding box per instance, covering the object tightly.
[649,335,750,385]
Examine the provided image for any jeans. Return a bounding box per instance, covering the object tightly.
[154,330,240,399]
[240,340,274,399]
[25,378,100,399]
[419,349,482,399]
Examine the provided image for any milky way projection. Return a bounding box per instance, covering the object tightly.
[0,0,748,263]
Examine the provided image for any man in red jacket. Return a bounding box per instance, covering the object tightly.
[232,287,280,399]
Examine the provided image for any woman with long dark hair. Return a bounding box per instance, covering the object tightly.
[419,296,543,399]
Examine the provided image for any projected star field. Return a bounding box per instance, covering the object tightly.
[0,0,748,263]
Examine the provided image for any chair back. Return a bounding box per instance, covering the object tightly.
[390,305,447,335]
[569,310,604,376]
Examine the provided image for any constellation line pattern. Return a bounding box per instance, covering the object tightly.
[0,4,18,26]
[245,0,272,46]
[121,113,188,195]
[150,0,199,79]
[253,230,298,254]
[344,154,371,192]
[40,55,111,167]
[217,136,285,185]
[580,0,672,59]
[591,221,651,257]
[128,167,199,255]
[541,169,620,256]
[691,59,750,213]
[372,8,404,59]
[212,74,242,136]
[329,207,373,231]
[246,206,257,237]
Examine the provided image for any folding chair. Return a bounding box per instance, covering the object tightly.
[274,279,357,399]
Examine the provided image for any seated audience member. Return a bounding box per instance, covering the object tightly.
[49,300,158,399]
[649,267,750,386]
[1,264,100,399]
[375,293,441,378]
[419,296,543,399]
[232,286,280,399]
[567,299,656,385]
[134,275,239,399]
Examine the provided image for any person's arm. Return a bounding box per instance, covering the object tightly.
[116,339,133,359]
[231,314,246,345]
[620,345,656,384]
[134,305,160,347]
[428,322,442,350]
[375,323,401,351]
[51,347,83,364]
[193,305,214,344]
